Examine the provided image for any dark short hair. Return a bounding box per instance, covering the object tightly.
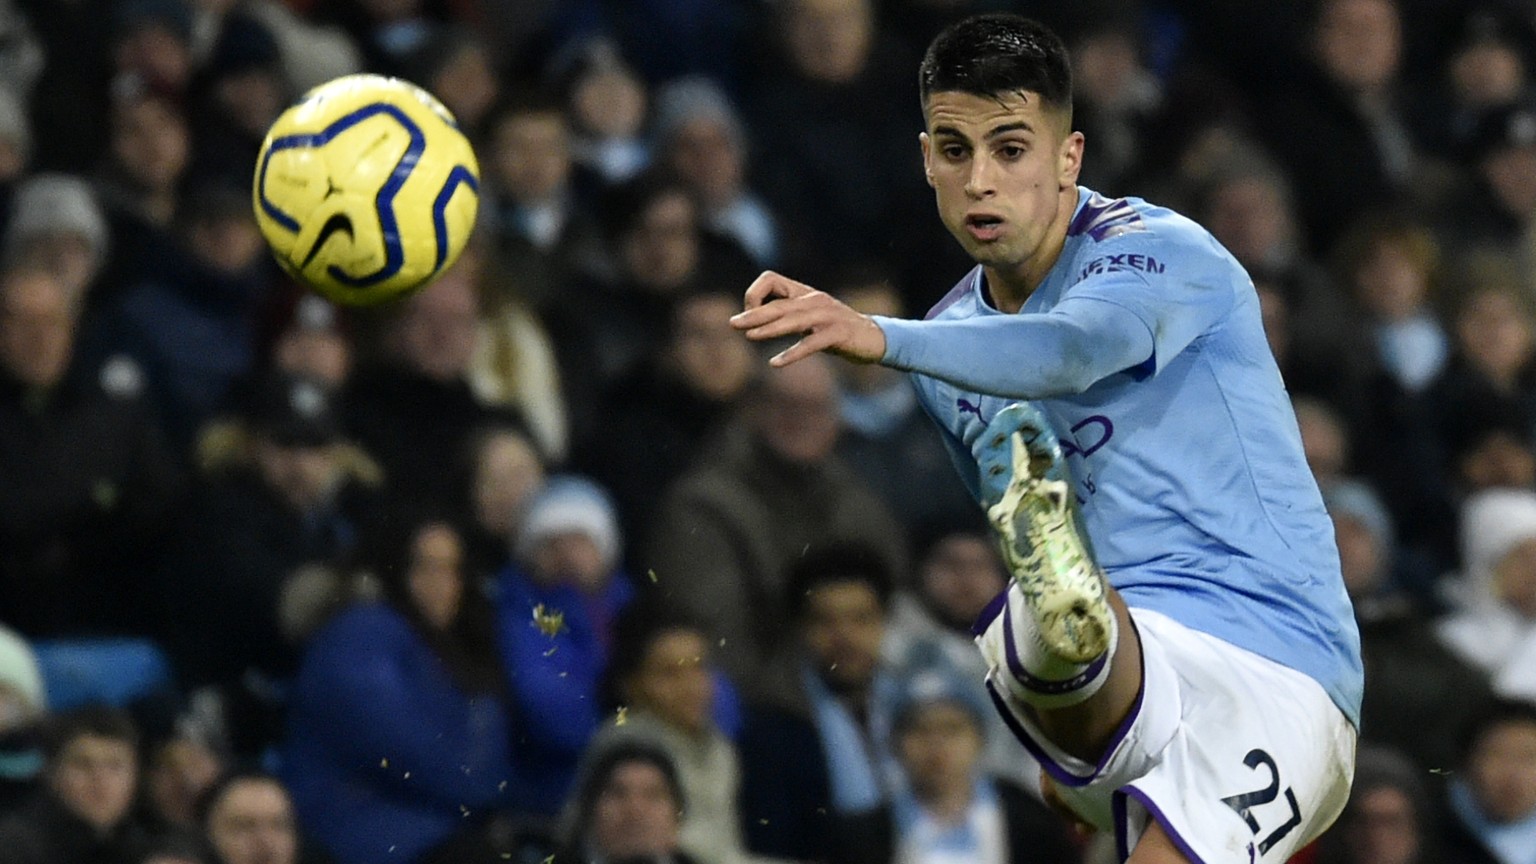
[43,704,139,763]
[919,14,1073,115]
[1459,696,1536,764]
[603,601,708,705]
[572,739,686,832]
[786,542,895,619]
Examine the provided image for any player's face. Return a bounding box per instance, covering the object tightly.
[921,90,1081,281]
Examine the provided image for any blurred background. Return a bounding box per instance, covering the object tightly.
[1,0,1535,862]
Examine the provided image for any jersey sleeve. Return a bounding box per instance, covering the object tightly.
[1063,228,1236,376]
[875,226,1234,398]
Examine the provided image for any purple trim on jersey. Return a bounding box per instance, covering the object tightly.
[984,671,1144,788]
[1123,785,1213,864]
[972,589,1008,637]
[1001,601,1110,695]
[1067,192,1143,241]
[924,268,979,320]
[1113,792,1131,862]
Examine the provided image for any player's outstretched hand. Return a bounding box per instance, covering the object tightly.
[729,271,887,367]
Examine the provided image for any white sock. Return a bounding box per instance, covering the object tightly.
[973,582,1118,709]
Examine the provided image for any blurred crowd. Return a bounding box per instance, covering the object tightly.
[4,0,1536,862]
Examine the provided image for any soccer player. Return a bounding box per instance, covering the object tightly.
[729,14,1361,864]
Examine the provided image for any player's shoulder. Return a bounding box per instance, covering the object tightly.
[922,265,984,321]
[1065,188,1227,269]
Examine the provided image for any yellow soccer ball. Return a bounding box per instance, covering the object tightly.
[252,74,480,306]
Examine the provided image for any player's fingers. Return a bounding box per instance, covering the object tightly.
[742,271,809,311]
[726,301,785,331]
[770,329,841,367]
[741,305,828,342]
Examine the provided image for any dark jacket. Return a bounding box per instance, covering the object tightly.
[0,794,153,864]
[0,370,179,638]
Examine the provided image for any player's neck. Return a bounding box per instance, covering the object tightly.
[982,185,1077,313]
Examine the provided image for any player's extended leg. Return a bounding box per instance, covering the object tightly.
[974,403,1143,762]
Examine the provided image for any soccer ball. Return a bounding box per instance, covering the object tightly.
[252,74,480,306]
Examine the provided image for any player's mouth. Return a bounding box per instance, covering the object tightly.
[965,213,1005,241]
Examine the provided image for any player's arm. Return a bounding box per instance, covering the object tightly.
[874,295,1156,398]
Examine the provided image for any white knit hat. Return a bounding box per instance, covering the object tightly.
[1460,488,1536,602]
[2,173,110,270]
[516,475,622,571]
[0,625,44,717]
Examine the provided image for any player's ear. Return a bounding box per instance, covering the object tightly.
[919,132,936,188]
[1058,129,1084,189]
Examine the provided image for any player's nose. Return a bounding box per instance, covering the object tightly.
[964,155,997,198]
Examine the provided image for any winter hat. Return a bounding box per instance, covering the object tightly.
[0,86,30,164]
[652,76,746,151]
[0,626,44,718]
[892,665,991,736]
[516,475,622,570]
[2,173,110,270]
[1322,479,1394,552]
[1461,488,1536,597]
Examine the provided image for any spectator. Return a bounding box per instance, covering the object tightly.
[883,519,1040,792]
[400,26,500,137]
[573,287,755,557]
[481,92,606,315]
[262,294,353,391]
[198,770,305,864]
[0,624,46,813]
[1,173,112,309]
[139,832,213,864]
[498,475,633,814]
[1439,99,1536,265]
[1254,0,1423,250]
[744,0,931,287]
[143,729,224,832]
[1194,151,1360,408]
[588,606,751,864]
[0,266,179,639]
[1316,744,1441,864]
[95,79,192,294]
[110,0,194,99]
[738,543,904,862]
[185,13,288,189]
[1427,263,1536,452]
[0,705,154,863]
[827,271,974,535]
[1411,7,1534,159]
[465,241,570,463]
[645,356,907,701]
[1293,396,1353,490]
[1069,16,1163,197]
[553,740,698,864]
[461,425,546,578]
[652,77,779,268]
[157,371,380,755]
[344,257,524,509]
[1441,490,1536,702]
[571,173,756,401]
[283,512,522,864]
[1441,697,1536,864]
[1324,480,1491,775]
[551,38,651,187]
[828,669,1080,864]
[80,182,280,452]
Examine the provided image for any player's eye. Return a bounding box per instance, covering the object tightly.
[940,144,968,161]
[997,144,1027,161]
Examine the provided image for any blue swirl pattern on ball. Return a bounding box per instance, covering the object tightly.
[256,102,472,288]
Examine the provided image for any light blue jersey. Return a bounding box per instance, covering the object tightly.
[873,187,1363,726]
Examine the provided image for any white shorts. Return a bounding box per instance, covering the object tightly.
[987,607,1357,864]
